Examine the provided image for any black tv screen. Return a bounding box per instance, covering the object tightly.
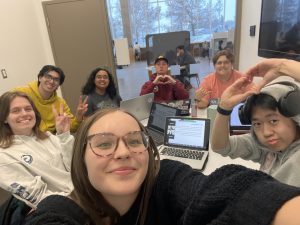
[258,0,300,61]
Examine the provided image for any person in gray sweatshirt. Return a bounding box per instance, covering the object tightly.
[211,58,300,187]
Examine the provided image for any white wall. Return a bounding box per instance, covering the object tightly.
[0,0,59,95]
[238,0,264,72]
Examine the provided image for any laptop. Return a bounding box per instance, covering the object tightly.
[159,116,210,171]
[230,103,251,134]
[120,93,154,121]
[146,103,181,146]
[162,99,191,116]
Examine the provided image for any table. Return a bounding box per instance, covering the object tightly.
[197,108,259,175]
[141,108,260,175]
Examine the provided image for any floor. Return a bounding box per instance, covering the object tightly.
[116,56,214,101]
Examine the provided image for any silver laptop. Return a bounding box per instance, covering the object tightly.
[147,103,181,146]
[159,116,210,171]
[120,93,154,121]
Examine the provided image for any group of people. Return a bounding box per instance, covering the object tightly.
[2,52,300,224]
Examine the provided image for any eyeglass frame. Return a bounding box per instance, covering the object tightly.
[43,73,61,84]
[86,130,149,158]
[95,74,109,80]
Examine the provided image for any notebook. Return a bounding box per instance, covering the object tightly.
[230,103,251,133]
[159,116,210,171]
[120,93,154,121]
[146,103,181,146]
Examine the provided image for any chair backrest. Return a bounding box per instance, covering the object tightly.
[189,63,201,74]
[169,65,180,76]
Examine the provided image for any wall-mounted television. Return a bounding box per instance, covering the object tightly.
[258,0,300,61]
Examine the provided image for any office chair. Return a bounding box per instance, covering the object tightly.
[186,63,200,87]
[169,65,181,76]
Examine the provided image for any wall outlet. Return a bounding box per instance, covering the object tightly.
[1,69,8,79]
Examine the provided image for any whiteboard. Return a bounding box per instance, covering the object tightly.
[115,38,130,66]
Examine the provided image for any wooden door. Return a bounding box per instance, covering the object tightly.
[43,0,115,112]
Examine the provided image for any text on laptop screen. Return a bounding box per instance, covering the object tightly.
[165,118,209,149]
[150,103,178,130]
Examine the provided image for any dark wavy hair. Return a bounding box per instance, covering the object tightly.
[70,108,160,225]
[0,91,48,148]
[37,65,65,85]
[81,67,117,99]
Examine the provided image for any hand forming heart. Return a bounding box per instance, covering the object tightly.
[154,75,176,85]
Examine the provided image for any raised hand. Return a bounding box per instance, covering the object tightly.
[153,75,176,85]
[52,103,70,134]
[76,95,88,121]
[219,76,259,110]
[195,87,211,100]
[163,75,176,85]
[153,75,164,84]
[245,58,283,89]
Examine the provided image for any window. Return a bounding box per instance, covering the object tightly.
[106,0,236,47]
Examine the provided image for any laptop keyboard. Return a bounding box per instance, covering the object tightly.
[148,129,163,145]
[161,147,204,160]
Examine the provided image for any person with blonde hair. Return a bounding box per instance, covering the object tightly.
[0,91,74,208]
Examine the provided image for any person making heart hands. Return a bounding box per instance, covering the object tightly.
[140,56,189,103]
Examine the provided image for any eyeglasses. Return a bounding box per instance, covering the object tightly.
[87,131,149,158]
[216,60,231,66]
[96,75,109,80]
[44,73,60,84]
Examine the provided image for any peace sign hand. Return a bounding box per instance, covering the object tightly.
[52,103,71,134]
[76,95,88,121]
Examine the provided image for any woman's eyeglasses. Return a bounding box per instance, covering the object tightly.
[87,131,149,158]
[96,75,109,80]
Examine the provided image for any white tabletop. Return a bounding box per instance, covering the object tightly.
[141,109,260,175]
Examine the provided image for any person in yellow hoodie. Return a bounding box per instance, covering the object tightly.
[15,65,88,133]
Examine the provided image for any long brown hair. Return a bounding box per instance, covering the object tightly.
[0,91,48,148]
[70,108,160,225]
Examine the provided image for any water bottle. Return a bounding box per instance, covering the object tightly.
[191,100,197,117]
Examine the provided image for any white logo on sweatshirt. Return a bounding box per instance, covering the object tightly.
[21,155,33,164]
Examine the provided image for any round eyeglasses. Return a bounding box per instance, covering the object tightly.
[44,73,60,84]
[87,131,149,158]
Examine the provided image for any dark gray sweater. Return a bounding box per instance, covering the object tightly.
[25,159,300,225]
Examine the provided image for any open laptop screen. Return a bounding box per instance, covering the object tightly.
[147,103,179,132]
[164,117,210,150]
[230,103,251,131]
[120,93,154,121]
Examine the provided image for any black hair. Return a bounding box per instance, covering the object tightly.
[176,45,185,50]
[248,93,278,120]
[37,65,65,85]
[81,67,117,99]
